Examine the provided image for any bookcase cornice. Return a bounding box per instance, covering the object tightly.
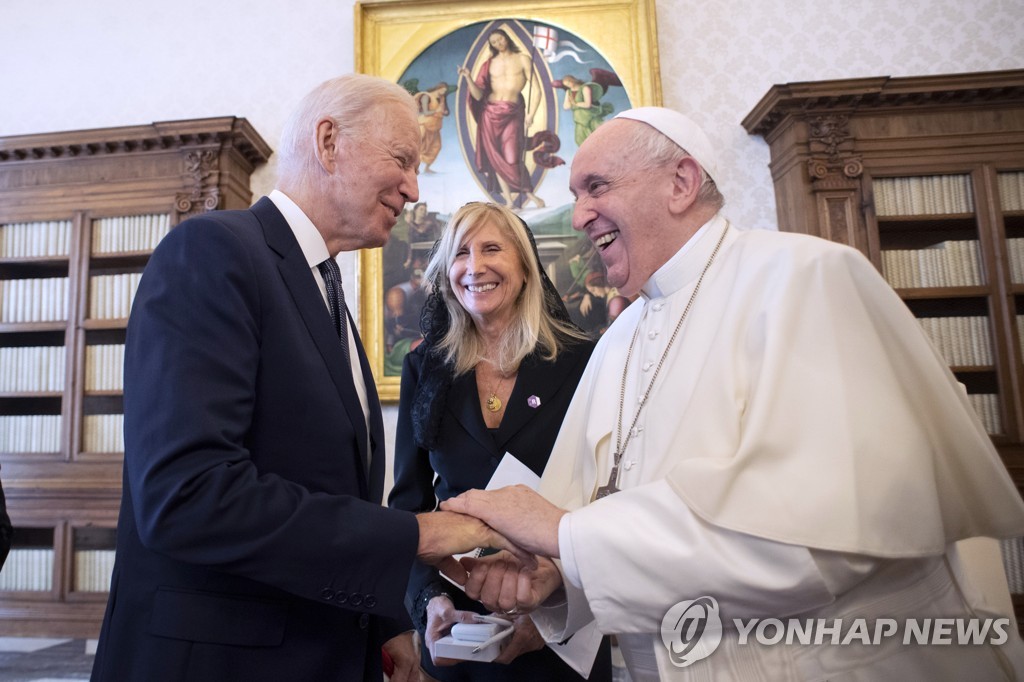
[743,69,1024,138]
[0,117,273,168]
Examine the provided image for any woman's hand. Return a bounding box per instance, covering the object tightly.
[423,595,479,666]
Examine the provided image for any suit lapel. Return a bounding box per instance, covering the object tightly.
[352,315,385,501]
[252,198,371,495]
[493,352,572,450]
[445,352,580,458]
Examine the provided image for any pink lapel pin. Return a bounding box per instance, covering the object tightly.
[527,395,541,409]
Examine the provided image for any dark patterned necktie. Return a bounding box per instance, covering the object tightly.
[318,257,350,364]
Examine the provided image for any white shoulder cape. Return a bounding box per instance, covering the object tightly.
[540,222,1024,557]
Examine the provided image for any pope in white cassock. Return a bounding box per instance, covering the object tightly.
[442,107,1024,681]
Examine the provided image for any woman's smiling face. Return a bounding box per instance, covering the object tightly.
[448,220,526,329]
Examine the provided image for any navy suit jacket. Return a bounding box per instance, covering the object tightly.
[92,198,419,681]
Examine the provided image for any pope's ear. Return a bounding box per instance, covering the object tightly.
[314,118,339,172]
[668,156,703,214]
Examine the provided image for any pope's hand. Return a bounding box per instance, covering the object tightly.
[460,552,563,615]
[440,485,565,558]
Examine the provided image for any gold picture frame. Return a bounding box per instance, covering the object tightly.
[355,0,661,401]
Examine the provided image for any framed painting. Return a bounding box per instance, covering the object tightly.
[355,0,661,401]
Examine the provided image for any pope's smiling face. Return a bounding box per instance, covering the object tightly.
[570,119,678,297]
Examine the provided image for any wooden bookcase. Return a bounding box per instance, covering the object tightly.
[742,67,1024,627]
[0,118,272,636]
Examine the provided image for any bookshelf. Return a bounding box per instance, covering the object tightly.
[743,68,1024,629]
[0,118,271,636]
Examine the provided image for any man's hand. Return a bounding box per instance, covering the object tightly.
[382,631,422,682]
[423,595,478,667]
[461,552,564,615]
[415,510,535,584]
[493,614,546,664]
[440,485,566,558]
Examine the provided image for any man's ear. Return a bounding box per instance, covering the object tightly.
[315,118,338,173]
[668,156,702,214]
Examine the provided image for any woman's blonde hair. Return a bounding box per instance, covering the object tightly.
[424,202,587,375]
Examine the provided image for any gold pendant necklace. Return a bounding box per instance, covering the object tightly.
[484,365,513,413]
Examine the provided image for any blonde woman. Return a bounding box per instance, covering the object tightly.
[389,202,609,681]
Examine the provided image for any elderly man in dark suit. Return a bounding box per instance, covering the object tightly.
[91,74,516,682]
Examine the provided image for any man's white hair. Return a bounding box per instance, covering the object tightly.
[277,74,416,184]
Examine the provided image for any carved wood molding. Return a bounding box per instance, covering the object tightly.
[175,150,222,219]
[0,117,272,215]
[805,114,864,189]
[0,117,272,168]
[742,69,1024,138]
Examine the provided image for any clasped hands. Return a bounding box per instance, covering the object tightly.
[415,485,569,664]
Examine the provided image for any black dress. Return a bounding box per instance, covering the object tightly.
[389,340,612,681]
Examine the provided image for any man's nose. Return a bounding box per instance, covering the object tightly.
[401,167,419,203]
[572,198,594,232]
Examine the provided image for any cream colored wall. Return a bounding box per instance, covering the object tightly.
[3,0,1023,481]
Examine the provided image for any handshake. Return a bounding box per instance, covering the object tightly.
[415,484,567,619]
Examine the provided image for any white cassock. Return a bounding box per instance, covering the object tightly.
[531,214,1024,680]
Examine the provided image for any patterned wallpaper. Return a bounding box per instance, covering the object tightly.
[4,0,1022,234]
[656,0,1024,230]
[2,0,1023,466]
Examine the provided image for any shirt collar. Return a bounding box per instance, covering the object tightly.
[641,213,726,300]
[268,189,330,268]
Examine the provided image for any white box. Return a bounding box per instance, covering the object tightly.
[432,635,502,662]
[450,622,503,642]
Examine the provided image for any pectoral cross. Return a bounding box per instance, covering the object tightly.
[595,463,620,499]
